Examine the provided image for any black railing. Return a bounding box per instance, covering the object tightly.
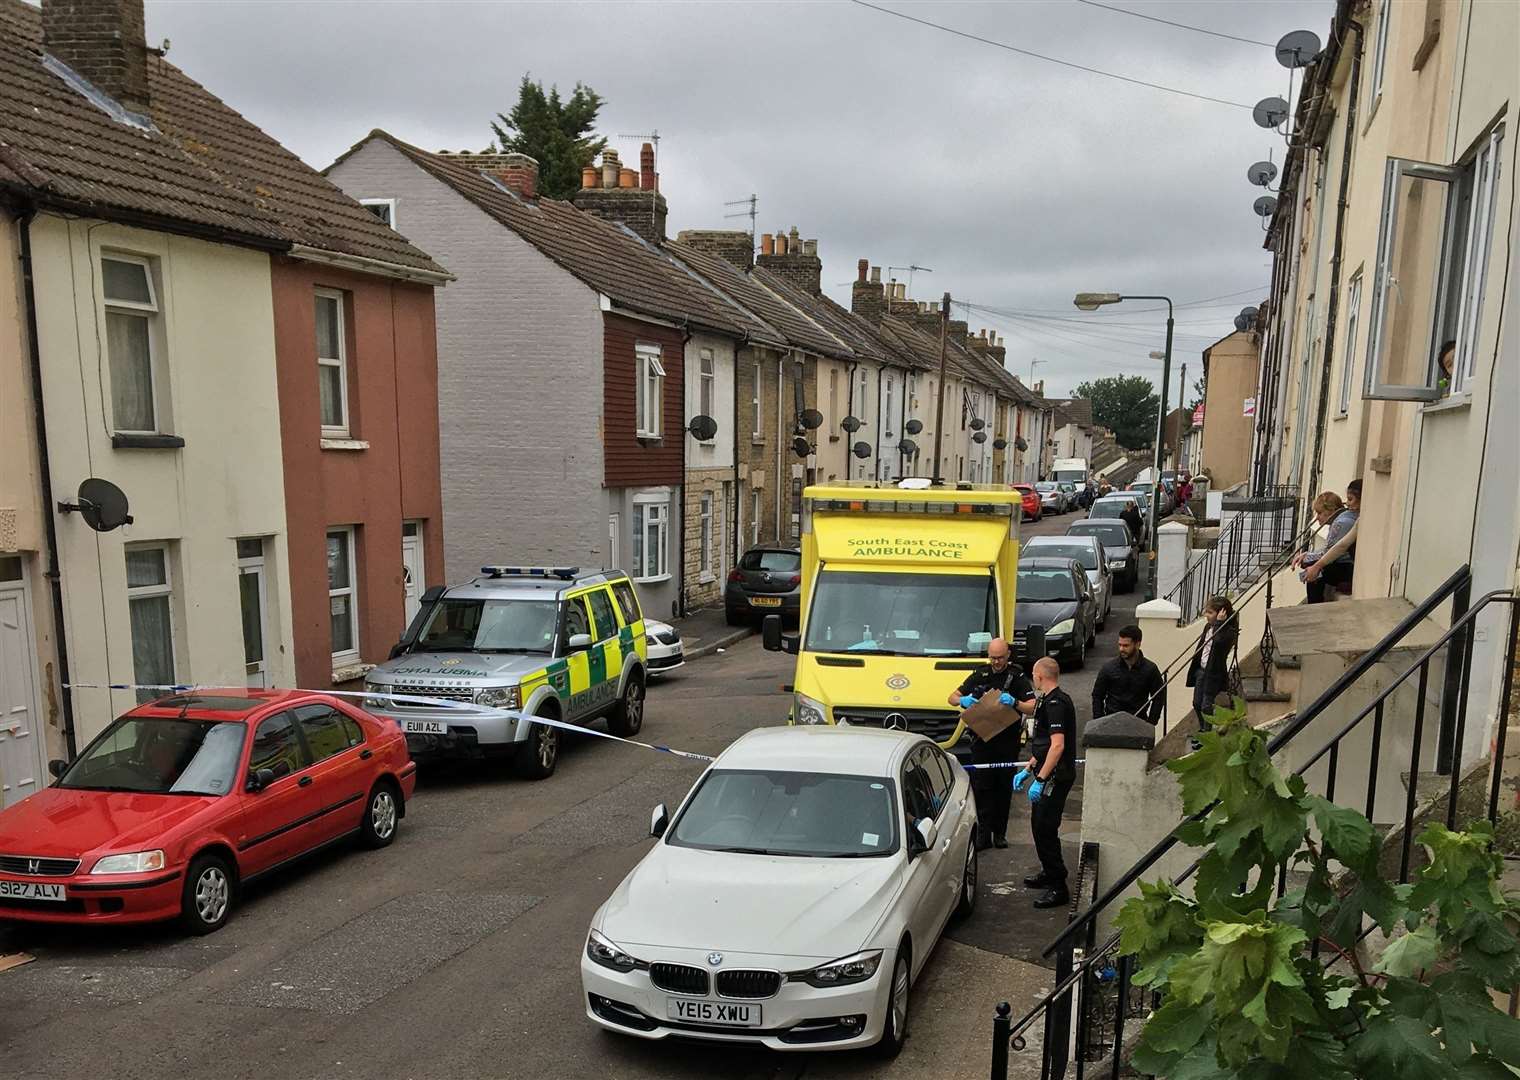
[993,565,1520,1079]
[1166,486,1299,624]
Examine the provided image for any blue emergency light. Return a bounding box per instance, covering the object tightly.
[480,565,580,580]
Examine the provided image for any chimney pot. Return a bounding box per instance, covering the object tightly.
[43,0,151,113]
[601,150,620,189]
[893,283,905,300]
[803,239,817,256]
[639,142,656,191]
[581,166,599,189]
[857,259,869,282]
[788,226,800,244]
[618,167,638,189]
[774,232,788,256]
[761,233,774,256]
[870,266,881,283]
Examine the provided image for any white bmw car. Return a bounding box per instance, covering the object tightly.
[643,618,685,677]
[580,726,978,1054]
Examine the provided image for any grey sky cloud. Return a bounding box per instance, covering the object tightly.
[144,0,1330,398]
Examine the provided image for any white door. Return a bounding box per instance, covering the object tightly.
[719,481,732,581]
[0,559,47,809]
[402,522,425,625]
[608,513,620,570]
[236,539,270,689]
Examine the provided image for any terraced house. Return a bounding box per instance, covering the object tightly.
[0,0,448,804]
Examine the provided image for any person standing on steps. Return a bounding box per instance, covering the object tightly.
[948,637,1036,850]
[1012,657,1077,909]
[1187,595,1238,728]
[1092,624,1166,725]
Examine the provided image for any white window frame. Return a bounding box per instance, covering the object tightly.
[752,362,762,439]
[1367,0,1390,121]
[327,526,360,665]
[102,252,162,435]
[1338,271,1363,417]
[632,492,670,583]
[360,198,397,228]
[315,289,351,437]
[828,368,839,429]
[125,542,176,701]
[636,342,665,438]
[699,492,713,581]
[1451,128,1504,393]
[751,489,761,546]
[697,348,715,425]
[884,375,894,437]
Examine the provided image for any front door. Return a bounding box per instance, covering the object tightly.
[0,559,46,809]
[237,539,270,689]
[402,522,425,625]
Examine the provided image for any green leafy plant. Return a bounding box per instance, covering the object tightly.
[1115,700,1520,1079]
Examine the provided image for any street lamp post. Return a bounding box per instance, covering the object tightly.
[1074,292,1174,601]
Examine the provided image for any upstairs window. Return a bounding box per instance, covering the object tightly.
[360,198,396,228]
[102,254,161,433]
[636,343,665,438]
[1367,0,1391,118]
[315,290,350,435]
[697,349,715,428]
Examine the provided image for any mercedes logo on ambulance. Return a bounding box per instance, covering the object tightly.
[884,713,908,731]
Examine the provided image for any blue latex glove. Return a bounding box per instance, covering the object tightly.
[1028,778,1046,803]
[1011,768,1031,791]
[999,692,1015,707]
[959,694,976,709]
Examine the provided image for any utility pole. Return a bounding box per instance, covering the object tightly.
[1174,362,1187,471]
[931,292,951,485]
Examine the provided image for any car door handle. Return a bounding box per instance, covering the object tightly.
[298,775,313,787]
[359,749,373,760]
[940,837,951,851]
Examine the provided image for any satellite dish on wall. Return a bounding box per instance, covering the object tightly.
[905,419,923,435]
[1275,29,1322,68]
[969,417,985,431]
[841,415,862,433]
[852,441,871,459]
[1247,160,1278,187]
[897,438,918,456]
[792,436,811,458]
[58,477,133,532]
[1253,195,1278,218]
[1234,314,1253,332]
[993,437,1008,450]
[687,415,718,441]
[1252,96,1290,129]
[799,409,823,431]
[1239,305,1260,320]
[972,430,988,444]
[1015,436,1028,452]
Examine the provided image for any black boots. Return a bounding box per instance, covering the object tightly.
[1033,887,1071,909]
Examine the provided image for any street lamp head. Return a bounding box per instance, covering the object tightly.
[1074,292,1122,311]
[1148,350,1166,360]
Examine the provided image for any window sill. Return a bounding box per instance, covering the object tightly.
[1333,412,1348,422]
[634,573,672,585]
[321,438,370,451]
[1421,393,1472,415]
[699,573,716,584]
[828,435,841,443]
[751,436,766,446]
[112,433,185,450]
[637,435,664,447]
[332,660,374,684]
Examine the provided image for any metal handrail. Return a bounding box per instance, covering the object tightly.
[1164,487,1300,623]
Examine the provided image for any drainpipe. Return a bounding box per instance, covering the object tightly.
[775,352,784,542]
[677,323,691,619]
[899,367,909,479]
[844,359,858,479]
[1307,20,1365,504]
[18,207,78,758]
[874,363,884,481]
[733,344,742,571]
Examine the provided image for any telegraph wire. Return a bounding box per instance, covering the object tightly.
[1072,0,1276,49]
[849,0,1256,110]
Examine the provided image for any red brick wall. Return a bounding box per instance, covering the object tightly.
[270,258,445,688]
[603,313,683,488]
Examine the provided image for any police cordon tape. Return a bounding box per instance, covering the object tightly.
[62,681,1078,770]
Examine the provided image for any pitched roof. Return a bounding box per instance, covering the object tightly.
[0,0,445,279]
[662,241,837,353]
[360,132,756,338]
[748,268,905,365]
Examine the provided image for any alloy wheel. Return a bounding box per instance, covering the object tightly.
[195,866,229,926]
[371,789,397,840]
[625,682,644,733]
[892,955,910,1037]
[963,843,977,907]
[537,724,558,770]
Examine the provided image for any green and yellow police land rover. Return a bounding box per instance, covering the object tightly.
[363,566,648,780]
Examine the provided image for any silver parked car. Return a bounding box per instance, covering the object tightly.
[1023,534,1113,630]
[1034,481,1068,514]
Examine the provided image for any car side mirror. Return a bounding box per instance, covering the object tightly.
[48,758,67,779]
[568,633,593,652]
[246,767,276,792]
[388,639,406,660]
[650,803,669,839]
[910,817,936,855]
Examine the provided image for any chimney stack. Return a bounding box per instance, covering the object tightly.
[761,233,774,257]
[573,146,669,244]
[756,226,823,295]
[43,0,150,113]
[857,259,869,282]
[851,261,887,324]
[677,229,755,270]
[493,153,539,201]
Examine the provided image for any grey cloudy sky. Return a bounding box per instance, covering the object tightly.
[146,0,1331,399]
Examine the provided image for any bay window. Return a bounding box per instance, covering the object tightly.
[632,494,669,582]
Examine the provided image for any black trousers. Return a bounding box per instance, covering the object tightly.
[1031,774,1075,883]
[971,729,1021,839]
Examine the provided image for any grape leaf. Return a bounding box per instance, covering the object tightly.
[1305,794,1378,876]
[1143,998,1213,1054]
[1373,924,1441,977]
[1351,1014,1450,1080]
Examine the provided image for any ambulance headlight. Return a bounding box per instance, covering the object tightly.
[794,693,828,726]
[476,686,520,709]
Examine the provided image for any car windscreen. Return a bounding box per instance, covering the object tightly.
[1069,522,1132,548]
[668,769,898,857]
[740,550,801,572]
[58,717,246,796]
[803,569,997,656]
[1026,540,1098,570]
[1017,568,1079,602]
[413,598,557,654]
[1035,482,1057,492]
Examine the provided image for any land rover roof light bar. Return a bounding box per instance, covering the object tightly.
[479,565,582,580]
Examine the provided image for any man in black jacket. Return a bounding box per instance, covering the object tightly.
[1012,657,1078,908]
[1119,501,1144,548]
[948,637,1037,849]
[1092,625,1166,725]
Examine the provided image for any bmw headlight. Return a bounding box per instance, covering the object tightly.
[476,686,520,710]
[1049,619,1075,637]
[790,950,883,988]
[90,850,165,875]
[793,692,828,726]
[586,929,644,973]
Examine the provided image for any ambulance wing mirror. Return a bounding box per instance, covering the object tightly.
[762,615,797,655]
[568,633,593,652]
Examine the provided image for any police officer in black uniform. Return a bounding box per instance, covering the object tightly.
[1013,656,1078,908]
[947,637,1036,850]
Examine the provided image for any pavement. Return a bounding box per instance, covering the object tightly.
[670,605,753,660]
[0,506,1136,1080]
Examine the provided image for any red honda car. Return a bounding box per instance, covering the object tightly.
[1012,483,1043,522]
[0,690,415,934]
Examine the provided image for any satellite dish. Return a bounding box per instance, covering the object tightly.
[687,415,718,441]
[1275,29,1321,68]
[1247,160,1278,187]
[852,441,871,459]
[905,419,923,435]
[1234,314,1252,332]
[1015,436,1029,452]
[1252,96,1290,130]
[59,477,133,532]
[969,417,986,431]
[897,438,918,456]
[1239,305,1260,320]
[1253,195,1278,218]
[799,409,823,431]
[993,437,1008,451]
[841,415,862,433]
[972,430,988,444]
[791,436,811,458]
